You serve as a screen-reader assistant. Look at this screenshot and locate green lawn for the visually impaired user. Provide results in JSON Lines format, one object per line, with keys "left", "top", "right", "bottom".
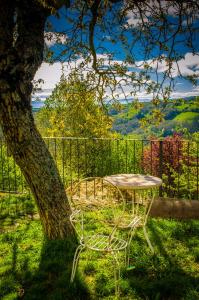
{"left": 1, "top": 195, "right": 199, "bottom": 299}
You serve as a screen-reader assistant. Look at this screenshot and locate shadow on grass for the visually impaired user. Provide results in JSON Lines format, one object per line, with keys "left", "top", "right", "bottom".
{"left": 0, "top": 203, "right": 90, "bottom": 300}
{"left": 1, "top": 233, "right": 90, "bottom": 300}
{"left": 124, "top": 220, "right": 199, "bottom": 300}
{"left": 23, "top": 237, "right": 90, "bottom": 300}
{"left": 1, "top": 198, "right": 199, "bottom": 300}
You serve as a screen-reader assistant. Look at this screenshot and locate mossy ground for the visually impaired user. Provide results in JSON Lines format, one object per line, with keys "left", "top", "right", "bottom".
{"left": 1, "top": 194, "right": 199, "bottom": 300}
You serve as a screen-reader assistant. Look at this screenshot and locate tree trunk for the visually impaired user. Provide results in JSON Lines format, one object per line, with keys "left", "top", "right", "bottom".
{"left": 0, "top": 0, "right": 75, "bottom": 239}
{"left": 0, "top": 87, "right": 75, "bottom": 239}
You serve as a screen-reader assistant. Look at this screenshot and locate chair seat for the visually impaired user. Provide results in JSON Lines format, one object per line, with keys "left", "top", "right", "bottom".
{"left": 81, "top": 234, "right": 128, "bottom": 252}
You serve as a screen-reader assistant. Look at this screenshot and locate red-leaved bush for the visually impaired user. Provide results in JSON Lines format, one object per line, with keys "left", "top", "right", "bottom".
{"left": 142, "top": 133, "right": 185, "bottom": 196}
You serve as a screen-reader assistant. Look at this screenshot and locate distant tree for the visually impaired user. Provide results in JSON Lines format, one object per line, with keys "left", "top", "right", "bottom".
{"left": 36, "top": 71, "right": 113, "bottom": 138}
{"left": 35, "top": 71, "right": 116, "bottom": 180}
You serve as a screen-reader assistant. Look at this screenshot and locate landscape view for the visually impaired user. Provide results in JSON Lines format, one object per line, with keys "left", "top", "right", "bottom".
{"left": 1, "top": 1, "right": 199, "bottom": 299}
{"left": 33, "top": 96, "right": 199, "bottom": 138}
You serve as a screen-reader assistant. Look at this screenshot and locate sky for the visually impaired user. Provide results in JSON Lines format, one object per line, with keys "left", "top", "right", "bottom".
{"left": 33, "top": 2, "right": 199, "bottom": 102}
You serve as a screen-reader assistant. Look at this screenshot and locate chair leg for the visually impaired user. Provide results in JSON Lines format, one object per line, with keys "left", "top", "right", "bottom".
{"left": 112, "top": 252, "right": 120, "bottom": 299}
{"left": 126, "top": 227, "right": 136, "bottom": 268}
{"left": 143, "top": 226, "right": 154, "bottom": 254}
{"left": 126, "top": 245, "right": 131, "bottom": 268}
{"left": 70, "top": 244, "right": 84, "bottom": 283}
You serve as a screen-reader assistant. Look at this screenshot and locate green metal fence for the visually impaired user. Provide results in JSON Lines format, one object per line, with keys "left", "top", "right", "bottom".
{"left": 0, "top": 137, "right": 198, "bottom": 217}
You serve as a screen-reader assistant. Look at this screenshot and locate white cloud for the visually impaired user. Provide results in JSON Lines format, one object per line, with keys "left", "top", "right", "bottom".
{"left": 125, "top": 1, "right": 197, "bottom": 31}
{"left": 172, "top": 53, "right": 199, "bottom": 77}
{"left": 34, "top": 62, "right": 64, "bottom": 90}
{"left": 126, "top": 10, "right": 148, "bottom": 27}
{"left": 44, "top": 31, "right": 68, "bottom": 47}
{"left": 107, "top": 88, "right": 199, "bottom": 102}
{"left": 33, "top": 53, "right": 199, "bottom": 101}
{"left": 125, "top": 1, "right": 175, "bottom": 27}
{"left": 137, "top": 53, "right": 199, "bottom": 78}
{"left": 33, "top": 54, "right": 125, "bottom": 91}
{"left": 170, "top": 89, "right": 199, "bottom": 99}
{"left": 32, "top": 89, "right": 53, "bottom": 101}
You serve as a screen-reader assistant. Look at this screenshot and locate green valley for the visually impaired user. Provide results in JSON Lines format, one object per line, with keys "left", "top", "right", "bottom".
{"left": 110, "top": 97, "right": 199, "bottom": 137}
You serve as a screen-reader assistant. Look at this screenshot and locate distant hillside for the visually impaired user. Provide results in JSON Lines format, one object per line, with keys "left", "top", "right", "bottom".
{"left": 174, "top": 112, "right": 199, "bottom": 122}
{"left": 110, "top": 97, "right": 199, "bottom": 137}
{"left": 32, "top": 100, "right": 45, "bottom": 112}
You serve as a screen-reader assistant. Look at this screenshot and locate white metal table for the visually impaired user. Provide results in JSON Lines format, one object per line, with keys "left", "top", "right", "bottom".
{"left": 104, "top": 174, "right": 162, "bottom": 255}
{"left": 104, "top": 174, "right": 162, "bottom": 191}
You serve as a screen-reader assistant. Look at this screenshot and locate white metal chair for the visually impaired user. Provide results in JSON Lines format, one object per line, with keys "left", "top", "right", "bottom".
{"left": 68, "top": 177, "right": 129, "bottom": 297}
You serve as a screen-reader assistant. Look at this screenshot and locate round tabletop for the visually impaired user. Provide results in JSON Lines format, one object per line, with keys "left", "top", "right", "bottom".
{"left": 104, "top": 174, "right": 162, "bottom": 190}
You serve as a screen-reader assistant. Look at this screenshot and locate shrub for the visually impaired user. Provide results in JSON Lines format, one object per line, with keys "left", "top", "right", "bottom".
{"left": 142, "top": 133, "right": 198, "bottom": 199}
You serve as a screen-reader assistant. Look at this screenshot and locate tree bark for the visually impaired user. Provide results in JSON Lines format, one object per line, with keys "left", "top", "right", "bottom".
{"left": 1, "top": 92, "right": 74, "bottom": 239}
{"left": 0, "top": 0, "right": 75, "bottom": 239}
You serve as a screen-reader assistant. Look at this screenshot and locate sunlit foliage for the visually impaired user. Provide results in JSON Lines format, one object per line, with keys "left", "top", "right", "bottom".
{"left": 36, "top": 70, "right": 114, "bottom": 137}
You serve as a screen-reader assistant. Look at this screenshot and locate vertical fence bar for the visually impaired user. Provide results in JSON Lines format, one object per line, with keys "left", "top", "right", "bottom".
{"left": 19, "top": 168, "right": 23, "bottom": 193}
{"left": 133, "top": 140, "right": 136, "bottom": 173}
{"left": 177, "top": 140, "right": 180, "bottom": 199}
{"left": 84, "top": 139, "right": 88, "bottom": 177}
{"left": 168, "top": 140, "right": 172, "bottom": 198}
{"left": 14, "top": 158, "right": 17, "bottom": 192}
{"left": 159, "top": 140, "right": 163, "bottom": 197}
{"left": 141, "top": 140, "right": 144, "bottom": 174}
{"left": 62, "top": 138, "right": 65, "bottom": 186}
{"left": 109, "top": 139, "right": 112, "bottom": 175}
{"left": 77, "top": 139, "right": 80, "bottom": 181}
{"left": 91, "top": 138, "right": 94, "bottom": 176}
{"left": 197, "top": 141, "right": 199, "bottom": 201}
{"left": 7, "top": 145, "right": 11, "bottom": 196}
{"left": 125, "top": 140, "right": 128, "bottom": 173}
{"left": 187, "top": 141, "right": 190, "bottom": 199}
{"left": 1, "top": 139, "right": 4, "bottom": 190}
{"left": 54, "top": 138, "right": 57, "bottom": 163}
{"left": 150, "top": 140, "right": 153, "bottom": 175}
{"left": 69, "top": 139, "right": 72, "bottom": 191}
{"left": 117, "top": 139, "right": 120, "bottom": 173}
{"left": 101, "top": 139, "right": 104, "bottom": 176}
{"left": 101, "top": 139, "right": 103, "bottom": 176}
{"left": 47, "top": 137, "right": 50, "bottom": 150}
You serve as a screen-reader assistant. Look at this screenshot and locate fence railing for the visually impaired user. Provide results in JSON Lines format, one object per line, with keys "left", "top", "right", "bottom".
{"left": 0, "top": 137, "right": 198, "bottom": 216}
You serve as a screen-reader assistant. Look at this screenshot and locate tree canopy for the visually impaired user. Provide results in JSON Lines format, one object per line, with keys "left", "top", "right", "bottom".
{"left": 36, "top": 71, "right": 113, "bottom": 137}
{"left": 43, "top": 1, "right": 199, "bottom": 100}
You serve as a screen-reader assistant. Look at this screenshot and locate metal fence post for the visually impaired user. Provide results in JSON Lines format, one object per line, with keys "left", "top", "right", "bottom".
{"left": 159, "top": 140, "right": 163, "bottom": 197}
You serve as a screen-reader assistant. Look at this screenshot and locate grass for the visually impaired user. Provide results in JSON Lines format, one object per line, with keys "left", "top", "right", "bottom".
{"left": 174, "top": 112, "right": 199, "bottom": 122}
{"left": 1, "top": 194, "right": 199, "bottom": 299}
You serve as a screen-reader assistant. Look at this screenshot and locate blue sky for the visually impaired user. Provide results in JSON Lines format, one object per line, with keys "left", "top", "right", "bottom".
{"left": 33, "top": 3, "right": 199, "bottom": 102}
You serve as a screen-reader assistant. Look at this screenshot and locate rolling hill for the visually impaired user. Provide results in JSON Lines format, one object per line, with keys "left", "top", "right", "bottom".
{"left": 110, "top": 97, "right": 199, "bottom": 137}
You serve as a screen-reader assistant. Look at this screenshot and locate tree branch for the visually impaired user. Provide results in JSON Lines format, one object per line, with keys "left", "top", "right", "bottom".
{"left": 89, "top": 0, "right": 102, "bottom": 73}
